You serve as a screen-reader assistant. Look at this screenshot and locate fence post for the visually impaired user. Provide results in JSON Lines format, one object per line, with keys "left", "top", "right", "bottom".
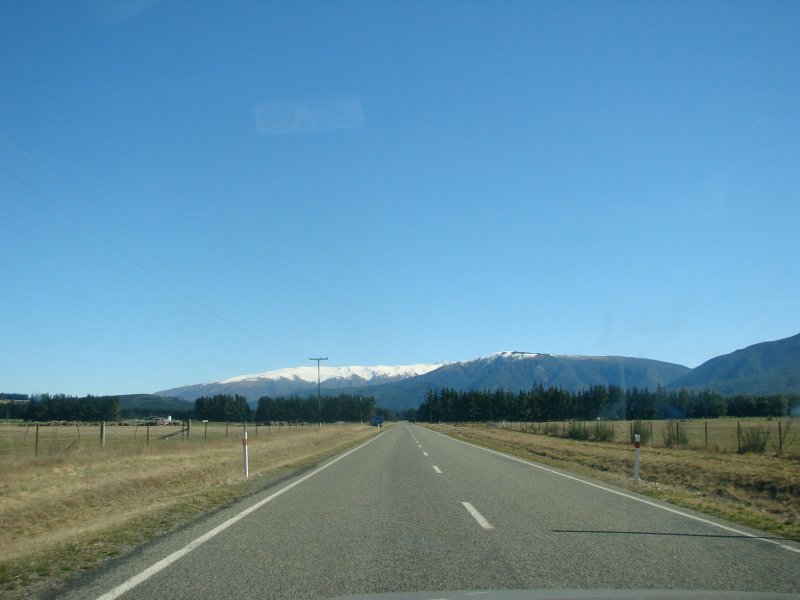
{"left": 704, "top": 421, "right": 708, "bottom": 449}
{"left": 242, "top": 423, "right": 249, "bottom": 478}
{"left": 146, "top": 424, "right": 150, "bottom": 446}
{"left": 633, "top": 433, "right": 640, "bottom": 483}
{"left": 35, "top": 423, "right": 40, "bottom": 457}
{"left": 737, "top": 421, "right": 741, "bottom": 453}
{"left": 778, "top": 421, "right": 783, "bottom": 457}
{"left": 187, "top": 419, "right": 192, "bottom": 439}
{"left": 76, "top": 422, "right": 81, "bottom": 440}
{"left": 226, "top": 422, "right": 229, "bottom": 438}
{"left": 204, "top": 420, "right": 208, "bottom": 440}
{"left": 100, "top": 421, "right": 106, "bottom": 448}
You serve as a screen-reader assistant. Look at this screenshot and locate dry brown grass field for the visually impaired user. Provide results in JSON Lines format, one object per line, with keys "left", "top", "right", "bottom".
{"left": 498, "top": 417, "right": 800, "bottom": 456}
{"left": 427, "top": 421, "right": 800, "bottom": 544}
{"left": 0, "top": 421, "right": 379, "bottom": 593}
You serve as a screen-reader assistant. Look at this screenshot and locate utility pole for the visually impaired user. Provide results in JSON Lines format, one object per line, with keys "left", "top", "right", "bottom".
{"left": 309, "top": 356, "right": 328, "bottom": 428}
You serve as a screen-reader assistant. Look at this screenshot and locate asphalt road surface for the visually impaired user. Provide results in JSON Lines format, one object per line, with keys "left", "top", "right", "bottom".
{"left": 60, "top": 423, "right": 800, "bottom": 599}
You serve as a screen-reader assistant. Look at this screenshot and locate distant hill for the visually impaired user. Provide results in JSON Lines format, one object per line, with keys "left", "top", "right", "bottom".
{"left": 667, "top": 332, "right": 800, "bottom": 395}
{"left": 353, "top": 351, "right": 690, "bottom": 410}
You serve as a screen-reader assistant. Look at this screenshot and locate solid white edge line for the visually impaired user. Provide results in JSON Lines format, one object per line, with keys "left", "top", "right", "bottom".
{"left": 428, "top": 428, "right": 800, "bottom": 555}
{"left": 94, "top": 431, "right": 387, "bottom": 600}
{"left": 462, "top": 501, "right": 494, "bottom": 529}
{"left": 432, "top": 465, "right": 442, "bottom": 473}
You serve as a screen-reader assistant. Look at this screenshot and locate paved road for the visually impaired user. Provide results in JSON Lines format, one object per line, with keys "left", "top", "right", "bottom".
{"left": 61, "top": 423, "right": 800, "bottom": 599}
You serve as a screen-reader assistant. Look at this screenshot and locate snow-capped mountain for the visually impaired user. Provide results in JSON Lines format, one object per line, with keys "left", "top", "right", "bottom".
{"left": 155, "top": 350, "right": 691, "bottom": 407}
{"left": 152, "top": 335, "right": 800, "bottom": 409}
{"left": 473, "top": 351, "right": 540, "bottom": 361}
{"left": 156, "top": 361, "right": 445, "bottom": 402}
{"left": 349, "top": 352, "right": 692, "bottom": 410}
{"left": 216, "top": 363, "right": 444, "bottom": 386}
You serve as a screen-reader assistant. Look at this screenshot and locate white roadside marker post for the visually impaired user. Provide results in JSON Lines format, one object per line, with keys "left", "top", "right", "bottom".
{"left": 242, "top": 424, "right": 249, "bottom": 479}
{"left": 633, "top": 433, "right": 640, "bottom": 483}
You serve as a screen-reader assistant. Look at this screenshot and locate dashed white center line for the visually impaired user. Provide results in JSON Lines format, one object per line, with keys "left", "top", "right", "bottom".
{"left": 432, "top": 465, "right": 442, "bottom": 474}
{"left": 423, "top": 451, "right": 428, "bottom": 456}
{"left": 462, "top": 502, "right": 494, "bottom": 530}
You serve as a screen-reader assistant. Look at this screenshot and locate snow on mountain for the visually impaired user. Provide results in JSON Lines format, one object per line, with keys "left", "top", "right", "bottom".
{"left": 477, "top": 351, "right": 540, "bottom": 361}
{"left": 209, "top": 354, "right": 539, "bottom": 386}
{"left": 155, "top": 350, "right": 692, "bottom": 404}
{"left": 214, "top": 363, "right": 445, "bottom": 385}
{"left": 158, "top": 360, "right": 448, "bottom": 402}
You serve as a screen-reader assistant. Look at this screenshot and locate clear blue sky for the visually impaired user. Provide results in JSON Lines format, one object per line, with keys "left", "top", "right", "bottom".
{"left": 2, "top": 1, "right": 798, "bottom": 396}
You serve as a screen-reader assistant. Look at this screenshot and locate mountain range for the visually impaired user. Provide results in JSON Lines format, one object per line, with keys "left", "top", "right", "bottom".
{"left": 666, "top": 332, "right": 800, "bottom": 396}
{"left": 157, "top": 362, "right": 443, "bottom": 405}
{"left": 155, "top": 333, "right": 800, "bottom": 411}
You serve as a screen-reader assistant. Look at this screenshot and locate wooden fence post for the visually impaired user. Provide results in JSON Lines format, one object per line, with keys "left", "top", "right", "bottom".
{"left": 35, "top": 423, "right": 39, "bottom": 457}
{"left": 737, "top": 421, "right": 741, "bottom": 453}
{"left": 100, "top": 421, "right": 106, "bottom": 448}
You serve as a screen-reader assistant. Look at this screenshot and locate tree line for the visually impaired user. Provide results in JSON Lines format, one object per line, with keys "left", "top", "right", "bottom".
{"left": 414, "top": 385, "right": 799, "bottom": 423}
{"left": 20, "top": 394, "right": 121, "bottom": 421}
{"left": 9, "top": 386, "right": 796, "bottom": 424}
{"left": 193, "top": 393, "right": 378, "bottom": 423}
{"left": 4, "top": 392, "right": 382, "bottom": 423}
{"left": 254, "top": 393, "right": 377, "bottom": 423}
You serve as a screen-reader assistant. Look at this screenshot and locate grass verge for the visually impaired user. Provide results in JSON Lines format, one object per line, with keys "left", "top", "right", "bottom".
{"left": 0, "top": 423, "right": 380, "bottom": 596}
{"left": 426, "top": 423, "right": 800, "bottom": 543}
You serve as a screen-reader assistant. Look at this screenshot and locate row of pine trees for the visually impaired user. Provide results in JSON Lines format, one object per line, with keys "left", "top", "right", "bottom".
{"left": 414, "top": 385, "right": 797, "bottom": 423}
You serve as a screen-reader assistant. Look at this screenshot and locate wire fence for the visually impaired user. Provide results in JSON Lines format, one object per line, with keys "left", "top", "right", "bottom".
{"left": 490, "top": 418, "right": 800, "bottom": 457}
{"left": 0, "top": 420, "right": 327, "bottom": 459}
